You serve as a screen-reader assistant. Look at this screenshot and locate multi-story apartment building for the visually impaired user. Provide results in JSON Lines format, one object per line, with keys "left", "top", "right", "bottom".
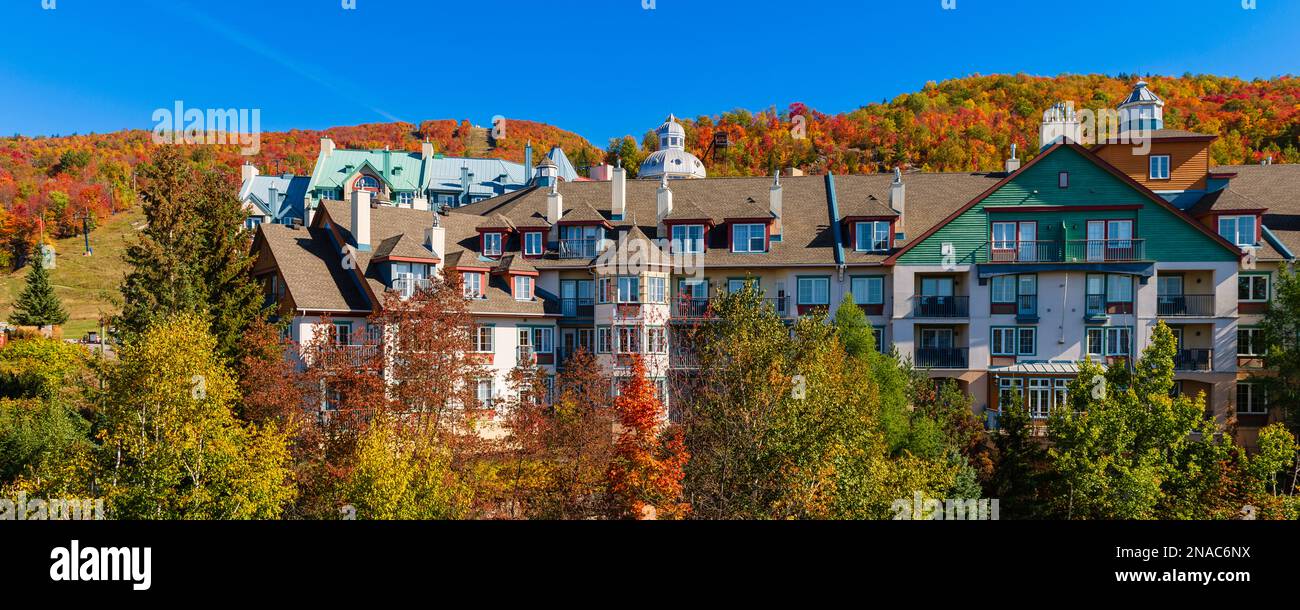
{"left": 240, "top": 137, "right": 580, "bottom": 228}
{"left": 249, "top": 85, "right": 1298, "bottom": 446}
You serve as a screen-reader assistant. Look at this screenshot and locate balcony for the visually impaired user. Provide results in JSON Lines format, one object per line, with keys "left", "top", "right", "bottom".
{"left": 1017, "top": 294, "right": 1038, "bottom": 321}
{"left": 1157, "top": 294, "right": 1215, "bottom": 317}
{"left": 517, "top": 346, "right": 536, "bottom": 364}
{"left": 913, "top": 295, "right": 970, "bottom": 318}
{"left": 1174, "top": 348, "right": 1213, "bottom": 372}
{"left": 1085, "top": 294, "right": 1107, "bottom": 319}
{"left": 673, "top": 297, "right": 711, "bottom": 319}
{"left": 915, "top": 347, "right": 968, "bottom": 369}
{"left": 560, "top": 298, "right": 595, "bottom": 318}
{"left": 392, "top": 277, "right": 432, "bottom": 298}
{"left": 559, "top": 238, "right": 600, "bottom": 259}
{"left": 985, "top": 239, "right": 1146, "bottom": 263}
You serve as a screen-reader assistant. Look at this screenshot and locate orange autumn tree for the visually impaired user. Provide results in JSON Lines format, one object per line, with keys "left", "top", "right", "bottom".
{"left": 605, "top": 355, "right": 690, "bottom": 520}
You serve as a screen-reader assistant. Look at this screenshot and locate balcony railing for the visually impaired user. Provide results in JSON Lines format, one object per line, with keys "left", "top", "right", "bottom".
{"left": 1174, "top": 348, "right": 1213, "bottom": 371}
{"left": 392, "top": 277, "right": 432, "bottom": 298}
{"left": 916, "top": 347, "right": 968, "bottom": 369}
{"left": 560, "top": 298, "right": 595, "bottom": 318}
{"left": 673, "top": 297, "right": 711, "bottom": 319}
{"left": 1017, "top": 294, "right": 1038, "bottom": 317}
{"left": 988, "top": 241, "right": 1061, "bottom": 263}
{"left": 764, "top": 295, "right": 791, "bottom": 317}
{"left": 1157, "top": 294, "right": 1215, "bottom": 317}
{"left": 1064, "top": 239, "right": 1145, "bottom": 262}
{"left": 913, "top": 295, "right": 970, "bottom": 318}
{"left": 559, "top": 238, "right": 600, "bottom": 259}
{"left": 985, "top": 239, "right": 1146, "bottom": 263}
{"left": 1085, "top": 294, "right": 1107, "bottom": 317}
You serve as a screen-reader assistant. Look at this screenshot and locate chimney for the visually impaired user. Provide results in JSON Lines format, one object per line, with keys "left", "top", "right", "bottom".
{"left": 421, "top": 141, "right": 434, "bottom": 160}
{"left": 1005, "top": 143, "right": 1021, "bottom": 173}
{"left": 320, "top": 137, "right": 335, "bottom": 158}
{"left": 459, "top": 166, "right": 473, "bottom": 206}
{"left": 425, "top": 214, "right": 446, "bottom": 271}
{"left": 524, "top": 141, "right": 533, "bottom": 184}
{"left": 890, "top": 168, "right": 906, "bottom": 240}
{"left": 546, "top": 182, "right": 564, "bottom": 242}
{"left": 769, "top": 172, "right": 783, "bottom": 241}
{"left": 611, "top": 160, "right": 627, "bottom": 220}
{"left": 241, "top": 162, "right": 258, "bottom": 184}
{"left": 656, "top": 175, "right": 673, "bottom": 236}
{"left": 267, "top": 186, "right": 280, "bottom": 221}
{"left": 351, "top": 189, "right": 372, "bottom": 252}
{"left": 1039, "top": 102, "right": 1081, "bottom": 150}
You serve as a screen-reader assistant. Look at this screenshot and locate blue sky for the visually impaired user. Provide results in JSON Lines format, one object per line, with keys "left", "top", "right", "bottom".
{"left": 0, "top": 0, "right": 1296, "bottom": 146}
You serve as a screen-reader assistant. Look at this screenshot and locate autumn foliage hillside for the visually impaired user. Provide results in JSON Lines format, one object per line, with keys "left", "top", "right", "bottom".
{"left": 611, "top": 73, "right": 1299, "bottom": 178}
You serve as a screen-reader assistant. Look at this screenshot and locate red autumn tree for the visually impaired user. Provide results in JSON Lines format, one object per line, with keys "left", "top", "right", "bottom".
{"left": 605, "top": 355, "right": 690, "bottom": 520}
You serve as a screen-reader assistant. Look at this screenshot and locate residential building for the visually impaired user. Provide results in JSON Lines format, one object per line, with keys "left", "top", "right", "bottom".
{"left": 249, "top": 92, "right": 1297, "bottom": 446}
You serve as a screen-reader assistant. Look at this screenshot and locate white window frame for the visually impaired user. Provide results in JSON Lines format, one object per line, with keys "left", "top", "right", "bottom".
{"left": 617, "top": 276, "right": 640, "bottom": 303}
{"left": 1239, "top": 274, "right": 1269, "bottom": 302}
{"left": 462, "top": 272, "right": 482, "bottom": 298}
{"left": 854, "top": 221, "right": 890, "bottom": 252}
{"left": 596, "top": 327, "right": 611, "bottom": 354}
{"left": 1219, "top": 215, "right": 1257, "bottom": 247}
{"left": 1104, "top": 327, "right": 1132, "bottom": 356}
{"left": 523, "top": 231, "right": 544, "bottom": 256}
{"left": 671, "top": 224, "right": 705, "bottom": 254}
{"left": 483, "top": 232, "right": 503, "bottom": 256}
{"left": 648, "top": 276, "right": 667, "bottom": 303}
{"left": 514, "top": 275, "right": 534, "bottom": 301}
{"left": 646, "top": 326, "right": 667, "bottom": 354}
{"left": 1238, "top": 327, "right": 1264, "bottom": 357}
{"left": 732, "top": 223, "right": 766, "bottom": 253}
{"left": 531, "top": 327, "right": 554, "bottom": 354}
{"left": 1149, "top": 155, "right": 1171, "bottom": 180}
{"left": 474, "top": 326, "right": 494, "bottom": 353}
{"left": 1237, "top": 383, "right": 1268, "bottom": 414}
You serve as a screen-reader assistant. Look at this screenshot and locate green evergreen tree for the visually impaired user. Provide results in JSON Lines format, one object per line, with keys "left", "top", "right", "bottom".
{"left": 9, "top": 247, "right": 69, "bottom": 327}
{"left": 832, "top": 293, "right": 875, "bottom": 357}
{"left": 117, "top": 147, "right": 262, "bottom": 361}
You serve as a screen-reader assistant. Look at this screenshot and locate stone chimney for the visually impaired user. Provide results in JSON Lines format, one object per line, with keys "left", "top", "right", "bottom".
{"left": 611, "top": 161, "right": 627, "bottom": 220}
{"left": 1005, "top": 143, "right": 1021, "bottom": 173}
{"left": 321, "top": 137, "right": 335, "bottom": 158}
{"left": 241, "top": 162, "right": 258, "bottom": 184}
{"left": 890, "top": 168, "right": 906, "bottom": 240}
{"left": 546, "top": 182, "right": 564, "bottom": 242}
{"left": 351, "top": 189, "right": 372, "bottom": 252}
{"left": 656, "top": 175, "right": 673, "bottom": 236}
{"left": 1039, "top": 102, "right": 1081, "bottom": 150}
{"left": 769, "top": 172, "right": 783, "bottom": 241}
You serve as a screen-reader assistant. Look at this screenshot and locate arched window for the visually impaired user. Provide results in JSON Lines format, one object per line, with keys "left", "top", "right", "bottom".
{"left": 354, "top": 175, "right": 380, "bottom": 193}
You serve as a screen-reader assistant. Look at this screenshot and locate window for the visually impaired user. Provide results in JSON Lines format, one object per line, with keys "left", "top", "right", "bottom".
{"left": 1086, "top": 274, "right": 1106, "bottom": 316}
{"left": 1237, "top": 383, "right": 1268, "bottom": 414}
{"left": 1107, "top": 274, "right": 1133, "bottom": 303}
{"left": 679, "top": 278, "right": 707, "bottom": 301}
{"left": 332, "top": 321, "right": 352, "bottom": 346}
{"left": 462, "top": 272, "right": 483, "bottom": 298}
{"left": 245, "top": 217, "right": 264, "bottom": 230}
{"left": 531, "top": 327, "right": 554, "bottom": 353}
{"left": 523, "top": 232, "right": 543, "bottom": 256}
{"left": 395, "top": 192, "right": 414, "bottom": 204}
{"left": 991, "top": 276, "right": 1017, "bottom": 304}
{"left": 872, "top": 327, "right": 887, "bottom": 353}
{"left": 727, "top": 278, "right": 751, "bottom": 294}
{"left": 355, "top": 175, "right": 380, "bottom": 192}
{"left": 617, "top": 277, "right": 639, "bottom": 303}
{"left": 1238, "top": 327, "right": 1264, "bottom": 356}
{"left": 797, "top": 277, "right": 830, "bottom": 305}
{"left": 850, "top": 276, "right": 884, "bottom": 305}
{"left": 1058, "top": 172, "right": 1069, "bottom": 188}
{"left": 855, "top": 221, "right": 890, "bottom": 252}
{"left": 1149, "top": 155, "right": 1171, "bottom": 180}
{"left": 616, "top": 326, "right": 640, "bottom": 354}
{"left": 1027, "top": 378, "right": 1052, "bottom": 419}
{"left": 483, "top": 232, "right": 503, "bottom": 256}
{"left": 646, "top": 327, "right": 667, "bottom": 354}
{"left": 514, "top": 275, "right": 533, "bottom": 301}
{"left": 732, "top": 223, "right": 766, "bottom": 253}
{"left": 1239, "top": 274, "right": 1269, "bottom": 302}
{"left": 598, "top": 278, "right": 610, "bottom": 304}
{"left": 991, "top": 222, "right": 1017, "bottom": 250}
{"left": 647, "top": 277, "right": 667, "bottom": 303}
{"left": 997, "top": 377, "right": 1023, "bottom": 408}
{"left": 596, "top": 327, "right": 611, "bottom": 353}
{"left": 671, "top": 224, "right": 705, "bottom": 254}
{"left": 1219, "top": 215, "right": 1257, "bottom": 247}
{"left": 436, "top": 193, "right": 456, "bottom": 206}
{"left": 1086, "top": 328, "right": 1104, "bottom": 357}
{"left": 992, "top": 327, "right": 1035, "bottom": 356}
{"left": 1053, "top": 379, "right": 1068, "bottom": 411}
{"left": 476, "top": 379, "right": 494, "bottom": 409}
{"left": 474, "top": 326, "right": 494, "bottom": 353}
{"left": 1105, "top": 327, "right": 1132, "bottom": 356}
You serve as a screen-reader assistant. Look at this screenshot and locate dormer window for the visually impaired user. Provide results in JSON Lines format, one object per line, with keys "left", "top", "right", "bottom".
{"left": 483, "top": 233, "right": 503, "bottom": 256}
{"left": 523, "top": 231, "right": 544, "bottom": 256}
{"left": 855, "top": 221, "right": 891, "bottom": 252}
{"left": 1149, "top": 155, "right": 1171, "bottom": 180}
{"left": 732, "top": 223, "right": 766, "bottom": 253}
{"left": 355, "top": 175, "right": 380, "bottom": 193}
{"left": 514, "top": 275, "right": 534, "bottom": 301}
{"left": 1218, "top": 215, "right": 1257, "bottom": 247}
{"left": 671, "top": 224, "right": 705, "bottom": 254}
{"left": 463, "top": 272, "right": 484, "bottom": 298}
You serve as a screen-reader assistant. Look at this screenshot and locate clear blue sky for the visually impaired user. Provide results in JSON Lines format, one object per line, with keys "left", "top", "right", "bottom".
{"left": 1, "top": 0, "right": 1296, "bottom": 146}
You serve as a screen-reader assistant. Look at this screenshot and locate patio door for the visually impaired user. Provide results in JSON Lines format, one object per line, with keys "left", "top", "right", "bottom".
{"left": 561, "top": 280, "right": 578, "bottom": 316}
{"left": 920, "top": 328, "right": 954, "bottom": 349}
{"left": 1086, "top": 221, "right": 1106, "bottom": 261}
{"left": 1017, "top": 222, "right": 1037, "bottom": 262}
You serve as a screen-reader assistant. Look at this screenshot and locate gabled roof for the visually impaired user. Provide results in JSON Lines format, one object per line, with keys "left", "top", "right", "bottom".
{"left": 883, "top": 142, "right": 1244, "bottom": 264}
